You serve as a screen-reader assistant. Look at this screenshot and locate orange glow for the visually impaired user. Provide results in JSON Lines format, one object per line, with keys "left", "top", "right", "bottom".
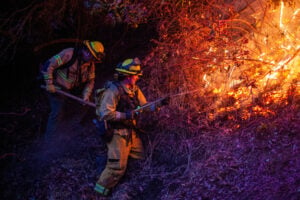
{"left": 204, "top": 1, "right": 300, "bottom": 122}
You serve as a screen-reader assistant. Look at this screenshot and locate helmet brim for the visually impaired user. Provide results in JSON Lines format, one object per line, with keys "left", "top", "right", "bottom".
{"left": 116, "top": 68, "right": 143, "bottom": 76}
{"left": 83, "top": 40, "right": 104, "bottom": 61}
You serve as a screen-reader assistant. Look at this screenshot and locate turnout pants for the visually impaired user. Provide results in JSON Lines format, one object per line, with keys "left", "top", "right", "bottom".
{"left": 95, "top": 130, "right": 144, "bottom": 195}
{"left": 44, "top": 93, "right": 65, "bottom": 140}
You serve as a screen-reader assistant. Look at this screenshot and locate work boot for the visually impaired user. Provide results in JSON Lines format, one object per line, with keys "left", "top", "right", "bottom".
{"left": 94, "top": 183, "right": 110, "bottom": 196}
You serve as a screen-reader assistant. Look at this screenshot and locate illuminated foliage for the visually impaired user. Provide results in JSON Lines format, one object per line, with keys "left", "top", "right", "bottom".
{"left": 142, "top": 0, "right": 300, "bottom": 132}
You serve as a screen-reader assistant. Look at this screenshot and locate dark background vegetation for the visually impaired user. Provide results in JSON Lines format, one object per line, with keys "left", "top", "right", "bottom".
{"left": 0, "top": 0, "right": 299, "bottom": 199}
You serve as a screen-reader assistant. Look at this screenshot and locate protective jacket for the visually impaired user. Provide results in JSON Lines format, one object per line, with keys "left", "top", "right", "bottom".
{"left": 42, "top": 48, "right": 95, "bottom": 99}
{"left": 97, "top": 81, "right": 147, "bottom": 135}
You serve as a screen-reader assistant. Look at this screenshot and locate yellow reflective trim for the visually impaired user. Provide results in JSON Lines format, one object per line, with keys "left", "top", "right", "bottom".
{"left": 43, "top": 74, "right": 51, "bottom": 79}
{"left": 57, "top": 70, "right": 74, "bottom": 83}
{"left": 94, "top": 183, "right": 109, "bottom": 195}
{"left": 122, "top": 59, "right": 133, "bottom": 66}
{"left": 54, "top": 55, "right": 63, "bottom": 66}
{"left": 115, "top": 68, "right": 137, "bottom": 75}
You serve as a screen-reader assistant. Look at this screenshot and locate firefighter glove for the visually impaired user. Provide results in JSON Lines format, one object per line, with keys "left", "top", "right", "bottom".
{"left": 46, "top": 84, "right": 56, "bottom": 93}
{"left": 125, "top": 111, "right": 137, "bottom": 120}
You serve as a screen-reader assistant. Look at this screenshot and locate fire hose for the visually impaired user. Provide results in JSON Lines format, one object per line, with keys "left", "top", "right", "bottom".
{"left": 133, "top": 88, "right": 200, "bottom": 112}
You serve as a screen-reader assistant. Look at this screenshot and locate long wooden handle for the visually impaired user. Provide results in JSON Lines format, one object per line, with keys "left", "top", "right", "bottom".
{"left": 40, "top": 85, "right": 96, "bottom": 108}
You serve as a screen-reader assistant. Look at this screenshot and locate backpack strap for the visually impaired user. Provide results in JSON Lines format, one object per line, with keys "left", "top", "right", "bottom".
{"left": 111, "top": 81, "right": 124, "bottom": 97}
{"left": 112, "top": 81, "right": 139, "bottom": 112}
{"left": 64, "top": 46, "right": 81, "bottom": 79}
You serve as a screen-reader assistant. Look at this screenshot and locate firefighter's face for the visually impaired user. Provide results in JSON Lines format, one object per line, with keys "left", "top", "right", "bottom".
{"left": 128, "top": 75, "right": 139, "bottom": 86}
{"left": 82, "top": 49, "right": 94, "bottom": 62}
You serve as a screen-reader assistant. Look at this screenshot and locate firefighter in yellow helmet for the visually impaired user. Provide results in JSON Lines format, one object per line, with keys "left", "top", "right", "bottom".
{"left": 41, "top": 40, "right": 105, "bottom": 139}
{"left": 94, "top": 57, "right": 169, "bottom": 196}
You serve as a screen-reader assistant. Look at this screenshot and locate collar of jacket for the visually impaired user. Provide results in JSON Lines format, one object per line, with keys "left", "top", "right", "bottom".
{"left": 120, "top": 82, "right": 138, "bottom": 96}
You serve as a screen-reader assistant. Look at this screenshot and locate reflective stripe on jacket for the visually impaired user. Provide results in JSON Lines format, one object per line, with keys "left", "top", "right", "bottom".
{"left": 42, "top": 48, "right": 95, "bottom": 98}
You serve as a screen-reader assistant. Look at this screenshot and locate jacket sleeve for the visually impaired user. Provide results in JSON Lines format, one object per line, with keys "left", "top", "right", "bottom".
{"left": 82, "top": 62, "right": 95, "bottom": 99}
{"left": 136, "top": 87, "right": 161, "bottom": 112}
{"left": 137, "top": 88, "right": 147, "bottom": 106}
{"left": 98, "top": 84, "right": 127, "bottom": 121}
{"left": 41, "top": 48, "right": 73, "bottom": 85}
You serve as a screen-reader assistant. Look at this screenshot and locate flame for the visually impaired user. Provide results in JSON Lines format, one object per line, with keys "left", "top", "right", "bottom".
{"left": 206, "top": 0, "right": 300, "bottom": 122}
{"left": 279, "top": 1, "right": 284, "bottom": 30}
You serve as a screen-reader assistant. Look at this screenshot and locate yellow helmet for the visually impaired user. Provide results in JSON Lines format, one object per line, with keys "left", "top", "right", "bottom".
{"left": 83, "top": 40, "right": 105, "bottom": 61}
{"left": 115, "top": 57, "right": 142, "bottom": 76}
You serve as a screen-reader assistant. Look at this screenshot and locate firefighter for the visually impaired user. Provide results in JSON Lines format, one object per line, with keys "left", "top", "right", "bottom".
{"left": 41, "top": 40, "right": 105, "bottom": 139}
{"left": 94, "top": 57, "right": 169, "bottom": 196}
